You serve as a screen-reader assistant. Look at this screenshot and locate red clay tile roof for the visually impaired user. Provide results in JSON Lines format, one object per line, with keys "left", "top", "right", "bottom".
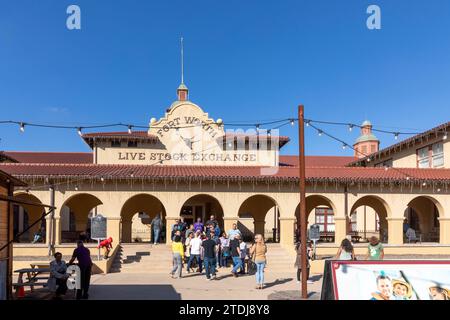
{"left": 3, "top": 151, "right": 93, "bottom": 164}
{"left": 0, "top": 163, "right": 449, "bottom": 184}
{"left": 349, "top": 121, "right": 450, "bottom": 166}
{"left": 279, "top": 155, "right": 357, "bottom": 167}
{"left": 0, "top": 169, "right": 27, "bottom": 186}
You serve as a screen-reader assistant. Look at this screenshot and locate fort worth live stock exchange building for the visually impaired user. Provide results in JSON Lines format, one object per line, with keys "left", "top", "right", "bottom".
{"left": 1, "top": 81, "right": 450, "bottom": 285}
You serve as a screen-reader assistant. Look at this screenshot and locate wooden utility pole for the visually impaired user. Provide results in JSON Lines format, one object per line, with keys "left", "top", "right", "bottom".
{"left": 298, "top": 105, "right": 307, "bottom": 298}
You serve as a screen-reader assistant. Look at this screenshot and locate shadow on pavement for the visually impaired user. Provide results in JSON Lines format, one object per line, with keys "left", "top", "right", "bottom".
{"left": 90, "top": 284, "right": 181, "bottom": 300}
{"left": 263, "top": 278, "right": 293, "bottom": 289}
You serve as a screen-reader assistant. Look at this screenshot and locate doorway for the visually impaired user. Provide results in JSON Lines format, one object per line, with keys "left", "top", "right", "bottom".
{"left": 180, "top": 205, "right": 204, "bottom": 226}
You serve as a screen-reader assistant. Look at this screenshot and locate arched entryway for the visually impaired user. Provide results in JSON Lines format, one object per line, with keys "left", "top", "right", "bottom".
{"left": 60, "top": 193, "right": 103, "bottom": 243}
{"left": 349, "top": 196, "right": 390, "bottom": 243}
{"left": 404, "top": 196, "right": 442, "bottom": 243}
{"left": 12, "top": 193, "right": 46, "bottom": 243}
{"left": 120, "top": 194, "right": 166, "bottom": 243}
{"left": 238, "top": 195, "right": 278, "bottom": 242}
{"left": 180, "top": 194, "right": 224, "bottom": 230}
{"left": 295, "top": 195, "right": 337, "bottom": 243}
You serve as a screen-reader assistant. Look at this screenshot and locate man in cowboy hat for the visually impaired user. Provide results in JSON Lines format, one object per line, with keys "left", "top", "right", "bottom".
{"left": 392, "top": 279, "right": 413, "bottom": 300}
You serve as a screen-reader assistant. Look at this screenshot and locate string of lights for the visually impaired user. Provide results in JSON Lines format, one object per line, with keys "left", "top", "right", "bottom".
{"left": 306, "top": 121, "right": 434, "bottom": 184}
{"left": 2, "top": 117, "right": 445, "bottom": 141}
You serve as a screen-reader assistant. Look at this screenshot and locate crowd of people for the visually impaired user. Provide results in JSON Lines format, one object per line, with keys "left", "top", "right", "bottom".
{"left": 169, "top": 215, "right": 268, "bottom": 289}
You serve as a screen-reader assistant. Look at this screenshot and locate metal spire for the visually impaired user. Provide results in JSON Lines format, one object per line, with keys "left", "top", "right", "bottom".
{"left": 181, "top": 37, "right": 184, "bottom": 84}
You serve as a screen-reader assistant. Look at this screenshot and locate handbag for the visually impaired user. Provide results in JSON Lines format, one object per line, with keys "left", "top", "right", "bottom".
{"left": 247, "top": 260, "right": 257, "bottom": 275}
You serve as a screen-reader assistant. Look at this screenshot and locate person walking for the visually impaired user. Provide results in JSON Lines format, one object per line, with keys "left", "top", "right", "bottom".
{"left": 68, "top": 240, "right": 93, "bottom": 299}
{"left": 202, "top": 233, "right": 218, "bottom": 280}
{"left": 205, "top": 215, "right": 218, "bottom": 236}
{"left": 219, "top": 232, "right": 230, "bottom": 268}
{"left": 185, "top": 232, "right": 193, "bottom": 264}
{"left": 239, "top": 237, "right": 248, "bottom": 274}
{"left": 230, "top": 234, "right": 243, "bottom": 277}
{"left": 335, "top": 238, "right": 356, "bottom": 260}
{"left": 151, "top": 214, "right": 163, "bottom": 245}
{"left": 295, "top": 241, "right": 313, "bottom": 284}
{"left": 186, "top": 231, "right": 202, "bottom": 273}
{"left": 170, "top": 235, "right": 184, "bottom": 278}
{"left": 250, "top": 234, "right": 267, "bottom": 289}
{"left": 366, "top": 236, "right": 384, "bottom": 260}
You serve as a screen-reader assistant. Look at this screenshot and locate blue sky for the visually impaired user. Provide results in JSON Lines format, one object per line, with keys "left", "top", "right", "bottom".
{"left": 0, "top": 0, "right": 449, "bottom": 156}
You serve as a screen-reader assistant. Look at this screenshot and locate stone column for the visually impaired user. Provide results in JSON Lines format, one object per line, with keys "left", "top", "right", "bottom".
{"left": 223, "top": 217, "right": 239, "bottom": 234}
{"left": 279, "top": 217, "right": 295, "bottom": 248}
{"left": 438, "top": 218, "right": 450, "bottom": 244}
{"left": 121, "top": 220, "right": 132, "bottom": 243}
{"left": 334, "top": 217, "right": 347, "bottom": 245}
{"left": 106, "top": 217, "right": 121, "bottom": 245}
{"left": 387, "top": 217, "right": 404, "bottom": 245}
{"left": 254, "top": 220, "right": 266, "bottom": 237}
{"left": 54, "top": 217, "right": 61, "bottom": 245}
{"left": 165, "top": 216, "right": 178, "bottom": 244}
{"left": 45, "top": 216, "right": 52, "bottom": 246}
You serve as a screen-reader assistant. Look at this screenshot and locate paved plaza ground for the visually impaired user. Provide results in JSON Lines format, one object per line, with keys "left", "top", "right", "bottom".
{"left": 87, "top": 270, "right": 322, "bottom": 300}
{"left": 20, "top": 269, "right": 322, "bottom": 300}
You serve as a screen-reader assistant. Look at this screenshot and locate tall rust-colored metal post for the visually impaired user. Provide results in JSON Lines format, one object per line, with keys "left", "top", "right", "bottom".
{"left": 298, "top": 105, "right": 307, "bottom": 298}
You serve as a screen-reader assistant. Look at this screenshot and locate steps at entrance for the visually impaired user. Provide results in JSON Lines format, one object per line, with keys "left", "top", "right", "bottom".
{"left": 110, "top": 243, "right": 296, "bottom": 274}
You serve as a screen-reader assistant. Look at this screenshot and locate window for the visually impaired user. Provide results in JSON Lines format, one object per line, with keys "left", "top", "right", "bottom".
{"left": 375, "top": 159, "right": 393, "bottom": 168}
{"left": 111, "top": 141, "right": 121, "bottom": 147}
{"left": 350, "top": 212, "right": 357, "bottom": 232}
{"left": 417, "top": 142, "right": 444, "bottom": 168}
{"left": 314, "top": 207, "right": 335, "bottom": 233}
{"left": 128, "top": 141, "right": 138, "bottom": 148}
{"left": 432, "top": 142, "right": 444, "bottom": 167}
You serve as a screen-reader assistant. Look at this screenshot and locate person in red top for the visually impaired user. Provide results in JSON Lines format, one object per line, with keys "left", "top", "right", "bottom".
{"left": 98, "top": 237, "right": 113, "bottom": 259}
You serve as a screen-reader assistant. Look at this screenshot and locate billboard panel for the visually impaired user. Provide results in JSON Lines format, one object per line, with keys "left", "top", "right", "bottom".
{"left": 332, "top": 261, "right": 450, "bottom": 300}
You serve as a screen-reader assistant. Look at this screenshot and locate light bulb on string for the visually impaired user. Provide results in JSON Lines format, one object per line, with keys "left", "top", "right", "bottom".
{"left": 394, "top": 132, "right": 399, "bottom": 140}
{"left": 443, "top": 131, "right": 448, "bottom": 140}
{"left": 256, "top": 124, "right": 260, "bottom": 131}
{"left": 342, "top": 143, "right": 347, "bottom": 150}
{"left": 19, "top": 122, "right": 25, "bottom": 133}
{"left": 267, "top": 129, "right": 271, "bottom": 138}
{"left": 290, "top": 119, "right": 295, "bottom": 126}
{"left": 348, "top": 124, "right": 354, "bottom": 132}
{"left": 318, "top": 130, "right": 323, "bottom": 137}
{"left": 128, "top": 125, "right": 133, "bottom": 134}
{"left": 77, "top": 127, "right": 83, "bottom": 136}
{"left": 305, "top": 120, "right": 310, "bottom": 127}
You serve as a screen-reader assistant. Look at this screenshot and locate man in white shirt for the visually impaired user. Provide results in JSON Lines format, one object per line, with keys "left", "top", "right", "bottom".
{"left": 186, "top": 232, "right": 203, "bottom": 273}
{"left": 228, "top": 223, "right": 242, "bottom": 240}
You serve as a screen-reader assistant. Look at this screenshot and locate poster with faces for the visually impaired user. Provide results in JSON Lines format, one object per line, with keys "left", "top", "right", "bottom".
{"left": 332, "top": 261, "right": 450, "bottom": 300}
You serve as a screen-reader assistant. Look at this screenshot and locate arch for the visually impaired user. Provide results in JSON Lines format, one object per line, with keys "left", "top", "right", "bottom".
{"left": 179, "top": 194, "right": 224, "bottom": 229}
{"left": 120, "top": 194, "right": 166, "bottom": 243}
{"left": 12, "top": 193, "right": 46, "bottom": 243}
{"left": 349, "top": 195, "right": 391, "bottom": 243}
{"left": 60, "top": 193, "right": 103, "bottom": 243}
{"left": 404, "top": 196, "right": 442, "bottom": 243}
{"left": 294, "top": 195, "right": 337, "bottom": 242}
{"left": 238, "top": 194, "right": 279, "bottom": 241}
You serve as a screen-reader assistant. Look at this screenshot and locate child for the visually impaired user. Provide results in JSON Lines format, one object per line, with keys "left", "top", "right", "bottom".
{"left": 98, "top": 237, "right": 113, "bottom": 259}
{"left": 392, "top": 279, "right": 412, "bottom": 300}
{"left": 366, "top": 236, "right": 384, "bottom": 260}
{"left": 295, "top": 241, "right": 313, "bottom": 284}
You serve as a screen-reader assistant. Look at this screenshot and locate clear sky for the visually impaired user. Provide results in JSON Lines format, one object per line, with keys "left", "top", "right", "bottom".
{"left": 1, "top": 0, "right": 449, "bottom": 156}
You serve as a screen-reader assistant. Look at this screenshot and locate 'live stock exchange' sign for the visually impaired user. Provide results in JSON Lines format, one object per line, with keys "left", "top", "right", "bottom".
{"left": 117, "top": 151, "right": 258, "bottom": 163}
